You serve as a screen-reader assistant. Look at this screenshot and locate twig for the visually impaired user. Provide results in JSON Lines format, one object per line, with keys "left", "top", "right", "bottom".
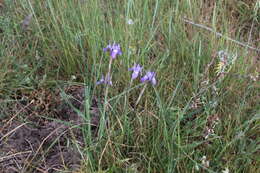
{"left": 98, "top": 138, "right": 110, "bottom": 168}
{"left": 22, "top": 125, "right": 66, "bottom": 172}
{"left": 0, "top": 123, "right": 27, "bottom": 141}
{"left": 0, "top": 151, "right": 32, "bottom": 163}
{"left": 247, "top": 20, "right": 254, "bottom": 46}
{"left": 182, "top": 18, "right": 260, "bottom": 52}
{"left": 135, "top": 84, "right": 147, "bottom": 106}
{"left": 104, "top": 57, "right": 113, "bottom": 111}
{"left": 0, "top": 100, "right": 34, "bottom": 133}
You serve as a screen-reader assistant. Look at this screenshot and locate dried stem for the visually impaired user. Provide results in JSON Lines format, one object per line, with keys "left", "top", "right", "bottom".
{"left": 182, "top": 18, "right": 260, "bottom": 52}
{"left": 104, "top": 57, "right": 113, "bottom": 111}
{"left": 135, "top": 84, "right": 147, "bottom": 106}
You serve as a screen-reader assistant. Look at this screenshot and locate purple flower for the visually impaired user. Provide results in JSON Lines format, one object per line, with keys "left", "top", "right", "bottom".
{"left": 141, "top": 71, "right": 157, "bottom": 85}
{"left": 103, "top": 42, "right": 122, "bottom": 59}
{"left": 96, "top": 74, "right": 112, "bottom": 85}
{"left": 128, "top": 64, "right": 142, "bottom": 80}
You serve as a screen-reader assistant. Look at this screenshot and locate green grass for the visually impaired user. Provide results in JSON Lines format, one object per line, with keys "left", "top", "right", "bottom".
{"left": 1, "top": 0, "right": 259, "bottom": 172}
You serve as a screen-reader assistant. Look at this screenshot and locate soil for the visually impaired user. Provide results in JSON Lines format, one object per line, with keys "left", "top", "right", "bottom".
{"left": 0, "top": 85, "right": 100, "bottom": 173}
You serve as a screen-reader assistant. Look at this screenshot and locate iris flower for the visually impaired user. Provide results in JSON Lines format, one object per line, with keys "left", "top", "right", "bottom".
{"left": 141, "top": 71, "right": 156, "bottom": 85}
{"left": 103, "top": 42, "right": 122, "bottom": 59}
{"left": 128, "top": 64, "right": 142, "bottom": 80}
{"left": 96, "top": 74, "right": 112, "bottom": 85}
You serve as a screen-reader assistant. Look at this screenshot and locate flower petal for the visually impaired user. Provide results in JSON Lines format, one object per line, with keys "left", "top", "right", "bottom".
{"left": 151, "top": 77, "right": 157, "bottom": 85}
{"left": 141, "top": 71, "right": 157, "bottom": 85}
{"left": 132, "top": 71, "right": 139, "bottom": 79}
{"left": 104, "top": 43, "right": 122, "bottom": 59}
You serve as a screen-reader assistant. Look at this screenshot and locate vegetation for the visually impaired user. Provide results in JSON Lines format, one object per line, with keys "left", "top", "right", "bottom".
{"left": 0, "top": 0, "right": 259, "bottom": 172}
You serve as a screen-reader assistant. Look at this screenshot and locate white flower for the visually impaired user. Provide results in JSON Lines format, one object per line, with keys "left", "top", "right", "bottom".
{"left": 222, "top": 167, "right": 229, "bottom": 173}
{"left": 126, "top": 18, "right": 134, "bottom": 25}
{"left": 216, "top": 50, "right": 237, "bottom": 75}
{"left": 71, "top": 75, "right": 76, "bottom": 80}
{"left": 201, "top": 156, "right": 210, "bottom": 168}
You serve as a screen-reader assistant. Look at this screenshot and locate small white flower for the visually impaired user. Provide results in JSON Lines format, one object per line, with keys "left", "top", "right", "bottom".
{"left": 222, "top": 167, "right": 229, "bottom": 173}
{"left": 71, "top": 75, "right": 76, "bottom": 80}
{"left": 201, "top": 156, "right": 210, "bottom": 168}
{"left": 204, "top": 127, "right": 215, "bottom": 139}
{"left": 126, "top": 18, "right": 134, "bottom": 25}
{"left": 249, "top": 74, "right": 258, "bottom": 82}
{"left": 216, "top": 50, "right": 237, "bottom": 75}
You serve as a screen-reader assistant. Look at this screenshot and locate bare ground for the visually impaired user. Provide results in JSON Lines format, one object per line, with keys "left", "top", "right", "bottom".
{"left": 0, "top": 85, "right": 100, "bottom": 173}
